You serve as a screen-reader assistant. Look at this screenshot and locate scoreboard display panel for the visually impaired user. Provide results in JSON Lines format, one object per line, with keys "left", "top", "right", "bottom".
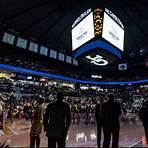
{"left": 72, "top": 12, "right": 95, "bottom": 51}
{"left": 102, "top": 12, "right": 124, "bottom": 51}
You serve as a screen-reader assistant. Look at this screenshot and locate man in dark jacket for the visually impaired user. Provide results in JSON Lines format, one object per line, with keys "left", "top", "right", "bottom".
{"left": 102, "top": 93, "right": 121, "bottom": 148}
{"left": 95, "top": 94, "right": 104, "bottom": 148}
{"left": 139, "top": 100, "right": 148, "bottom": 144}
{"left": 43, "top": 92, "right": 71, "bottom": 148}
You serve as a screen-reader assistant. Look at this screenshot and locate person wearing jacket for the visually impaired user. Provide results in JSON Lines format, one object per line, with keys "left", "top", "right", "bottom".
{"left": 43, "top": 92, "right": 71, "bottom": 148}
{"left": 102, "top": 93, "right": 121, "bottom": 148}
{"left": 139, "top": 100, "right": 148, "bottom": 144}
{"left": 95, "top": 94, "right": 105, "bottom": 148}
{"left": 30, "top": 97, "right": 44, "bottom": 148}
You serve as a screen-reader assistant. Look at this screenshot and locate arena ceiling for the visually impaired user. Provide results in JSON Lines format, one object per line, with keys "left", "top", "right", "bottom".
{"left": 0, "top": 0, "right": 148, "bottom": 56}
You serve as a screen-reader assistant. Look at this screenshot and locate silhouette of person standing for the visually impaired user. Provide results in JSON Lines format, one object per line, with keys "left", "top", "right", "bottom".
{"left": 0, "top": 95, "right": 4, "bottom": 135}
{"left": 43, "top": 92, "right": 71, "bottom": 148}
{"left": 30, "top": 97, "right": 44, "bottom": 148}
{"left": 103, "top": 93, "right": 121, "bottom": 148}
{"left": 139, "top": 100, "right": 148, "bottom": 144}
{"left": 95, "top": 94, "right": 104, "bottom": 148}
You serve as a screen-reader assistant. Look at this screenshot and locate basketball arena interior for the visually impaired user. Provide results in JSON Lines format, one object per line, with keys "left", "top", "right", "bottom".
{"left": 0, "top": 0, "right": 148, "bottom": 147}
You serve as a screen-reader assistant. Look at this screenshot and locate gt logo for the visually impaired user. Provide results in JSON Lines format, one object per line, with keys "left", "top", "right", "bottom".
{"left": 86, "top": 55, "right": 108, "bottom": 66}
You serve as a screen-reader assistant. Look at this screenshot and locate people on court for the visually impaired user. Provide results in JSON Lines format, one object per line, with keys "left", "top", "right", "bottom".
{"left": 102, "top": 93, "right": 121, "bottom": 148}
{"left": 43, "top": 92, "right": 71, "bottom": 148}
{"left": 95, "top": 94, "right": 105, "bottom": 148}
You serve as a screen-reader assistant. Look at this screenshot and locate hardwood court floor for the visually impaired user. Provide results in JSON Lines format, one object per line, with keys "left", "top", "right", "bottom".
{"left": 0, "top": 118, "right": 148, "bottom": 147}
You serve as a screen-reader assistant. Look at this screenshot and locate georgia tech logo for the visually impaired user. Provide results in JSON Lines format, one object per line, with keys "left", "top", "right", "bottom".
{"left": 86, "top": 55, "right": 108, "bottom": 66}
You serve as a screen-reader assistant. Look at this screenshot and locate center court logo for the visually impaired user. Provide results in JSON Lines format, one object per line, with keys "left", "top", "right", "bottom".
{"left": 86, "top": 54, "right": 108, "bottom": 66}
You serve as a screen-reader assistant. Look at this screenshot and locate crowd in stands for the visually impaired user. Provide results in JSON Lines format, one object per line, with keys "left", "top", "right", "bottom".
{"left": 0, "top": 77, "right": 13, "bottom": 93}
{"left": 0, "top": 77, "right": 148, "bottom": 125}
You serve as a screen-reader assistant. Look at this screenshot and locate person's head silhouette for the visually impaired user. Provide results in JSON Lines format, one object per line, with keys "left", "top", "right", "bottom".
{"left": 99, "top": 94, "right": 104, "bottom": 103}
{"left": 57, "top": 92, "right": 64, "bottom": 102}
{"left": 108, "top": 93, "right": 114, "bottom": 102}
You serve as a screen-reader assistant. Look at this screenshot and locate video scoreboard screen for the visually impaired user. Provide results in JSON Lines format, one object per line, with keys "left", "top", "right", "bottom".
{"left": 102, "top": 12, "right": 124, "bottom": 51}
{"left": 72, "top": 12, "right": 95, "bottom": 51}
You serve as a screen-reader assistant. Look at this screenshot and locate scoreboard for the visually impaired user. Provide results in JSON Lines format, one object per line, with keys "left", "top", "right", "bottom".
{"left": 72, "top": 8, "right": 124, "bottom": 67}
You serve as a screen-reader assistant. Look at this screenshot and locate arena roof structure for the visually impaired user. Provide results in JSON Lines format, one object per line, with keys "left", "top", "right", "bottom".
{"left": 0, "top": 0, "right": 148, "bottom": 55}
{"left": 0, "top": 0, "right": 148, "bottom": 84}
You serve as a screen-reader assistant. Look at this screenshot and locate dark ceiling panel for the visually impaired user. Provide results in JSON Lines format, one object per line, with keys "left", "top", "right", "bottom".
{"left": 6, "top": 2, "right": 59, "bottom": 33}
{"left": 0, "top": 0, "right": 49, "bottom": 21}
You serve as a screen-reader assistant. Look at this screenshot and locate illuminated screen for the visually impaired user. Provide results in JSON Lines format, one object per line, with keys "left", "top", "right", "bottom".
{"left": 29, "top": 42, "right": 38, "bottom": 53}
{"left": 102, "top": 12, "right": 124, "bottom": 51}
{"left": 40, "top": 46, "right": 48, "bottom": 56}
{"left": 72, "top": 12, "right": 95, "bottom": 51}
{"left": 16, "top": 37, "right": 27, "bottom": 49}
{"left": 2, "top": 32, "right": 15, "bottom": 45}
